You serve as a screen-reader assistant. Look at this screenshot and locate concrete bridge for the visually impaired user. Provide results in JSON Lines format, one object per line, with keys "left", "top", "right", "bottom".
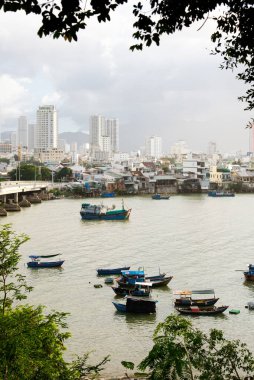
{"left": 0, "top": 181, "right": 58, "bottom": 203}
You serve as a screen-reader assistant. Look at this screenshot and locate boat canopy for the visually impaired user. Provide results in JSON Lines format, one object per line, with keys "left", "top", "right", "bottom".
{"left": 135, "top": 282, "right": 153, "bottom": 287}
{"left": 121, "top": 270, "right": 145, "bottom": 276}
{"left": 174, "top": 289, "right": 215, "bottom": 295}
{"left": 29, "top": 254, "right": 61, "bottom": 259}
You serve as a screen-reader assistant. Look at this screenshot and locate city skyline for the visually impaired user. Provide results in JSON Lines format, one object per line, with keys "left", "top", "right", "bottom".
{"left": 0, "top": 5, "right": 252, "bottom": 154}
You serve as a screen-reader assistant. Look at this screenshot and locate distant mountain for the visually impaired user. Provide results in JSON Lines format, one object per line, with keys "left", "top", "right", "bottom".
{"left": 59, "top": 131, "right": 89, "bottom": 147}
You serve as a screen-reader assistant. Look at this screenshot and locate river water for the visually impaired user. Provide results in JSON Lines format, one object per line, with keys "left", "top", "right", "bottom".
{"left": 3, "top": 195, "right": 254, "bottom": 376}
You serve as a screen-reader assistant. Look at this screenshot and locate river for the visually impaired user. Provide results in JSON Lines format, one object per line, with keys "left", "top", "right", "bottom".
{"left": 3, "top": 194, "right": 254, "bottom": 376}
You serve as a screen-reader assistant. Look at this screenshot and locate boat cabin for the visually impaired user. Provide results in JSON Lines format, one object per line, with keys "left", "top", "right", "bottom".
{"left": 126, "top": 297, "right": 156, "bottom": 313}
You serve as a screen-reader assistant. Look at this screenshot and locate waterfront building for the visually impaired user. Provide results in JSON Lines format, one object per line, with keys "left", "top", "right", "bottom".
{"left": 17, "top": 116, "right": 28, "bottom": 148}
{"left": 183, "top": 154, "right": 209, "bottom": 190}
{"left": 35, "top": 105, "right": 58, "bottom": 150}
{"left": 209, "top": 166, "right": 231, "bottom": 185}
{"left": 145, "top": 136, "right": 162, "bottom": 159}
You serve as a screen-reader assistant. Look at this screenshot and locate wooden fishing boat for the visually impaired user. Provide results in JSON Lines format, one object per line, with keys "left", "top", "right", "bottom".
{"left": 97, "top": 266, "right": 130, "bottom": 275}
{"left": 244, "top": 264, "right": 254, "bottom": 281}
{"left": 208, "top": 191, "right": 235, "bottom": 197}
{"left": 174, "top": 289, "right": 219, "bottom": 307}
{"left": 176, "top": 305, "right": 228, "bottom": 316}
{"left": 112, "top": 296, "right": 157, "bottom": 314}
{"left": 112, "top": 282, "right": 152, "bottom": 297}
{"left": 27, "top": 254, "right": 64, "bottom": 268}
{"left": 116, "top": 269, "right": 169, "bottom": 288}
{"left": 80, "top": 201, "right": 131, "bottom": 221}
{"left": 147, "top": 276, "right": 173, "bottom": 287}
{"left": 152, "top": 194, "right": 170, "bottom": 200}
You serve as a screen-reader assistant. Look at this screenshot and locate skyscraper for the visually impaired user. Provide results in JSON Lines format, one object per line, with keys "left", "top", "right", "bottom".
{"left": 17, "top": 116, "right": 28, "bottom": 148}
{"left": 145, "top": 136, "right": 162, "bottom": 159}
{"left": 28, "top": 123, "right": 36, "bottom": 151}
{"left": 35, "top": 105, "right": 58, "bottom": 150}
{"left": 106, "top": 118, "right": 119, "bottom": 153}
{"left": 89, "top": 115, "right": 119, "bottom": 157}
{"left": 89, "top": 115, "right": 105, "bottom": 153}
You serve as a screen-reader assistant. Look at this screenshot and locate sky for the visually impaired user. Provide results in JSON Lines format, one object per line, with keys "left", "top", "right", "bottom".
{"left": 0, "top": 2, "right": 252, "bottom": 154}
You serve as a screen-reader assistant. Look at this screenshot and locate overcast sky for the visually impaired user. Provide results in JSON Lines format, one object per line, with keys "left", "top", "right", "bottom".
{"left": 0, "top": 3, "right": 252, "bottom": 153}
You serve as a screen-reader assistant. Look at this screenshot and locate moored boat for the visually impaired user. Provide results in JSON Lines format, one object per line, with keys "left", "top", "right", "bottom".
{"left": 97, "top": 266, "right": 130, "bottom": 276}
{"left": 208, "top": 191, "right": 235, "bottom": 197}
{"left": 27, "top": 254, "right": 64, "bottom": 268}
{"left": 152, "top": 194, "right": 170, "bottom": 200}
{"left": 80, "top": 201, "right": 131, "bottom": 221}
{"left": 244, "top": 264, "right": 254, "bottom": 281}
{"left": 116, "top": 270, "right": 172, "bottom": 288}
{"left": 176, "top": 305, "right": 228, "bottom": 316}
{"left": 112, "top": 296, "right": 157, "bottom": 314}
{"left": 101, "top": 192, "right": 116, "bottom": 198}
{"left": 174, "top": 289, "right": 219, "bottom": 307}
{"left": 112, "top": 282, "right": 152, "bottom": 297}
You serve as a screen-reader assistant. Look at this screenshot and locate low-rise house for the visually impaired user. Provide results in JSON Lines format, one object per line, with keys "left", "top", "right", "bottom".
{"left": 231, "top": 168, "right": 254, "bottom": 191}
{"left": 209, "top": 166, "right": 231, "bottom": 187}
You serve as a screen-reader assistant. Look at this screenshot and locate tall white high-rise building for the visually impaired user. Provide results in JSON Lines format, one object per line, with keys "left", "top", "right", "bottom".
{"left": 17, "top": 116, "right": 28, "bottom": 148}
{"left": 89, "top": 115, "right": 105, "bottom": 152}
{"left": 28, "top": 123, "right": 36, "bottom": 151}
{"left": 208, "top": 141, "right": 217, "bottom": 156}
{"left": 106, "top": 118, "right": 119, "bottom": 153}
{"left": 35, "top": 105, "right": 58, "bottom": 150}
{"left": 89, "top": 115, "right": 119, "bottom": 157}
{"left": 145, "top": 136, "right": 162, "bottom": 159}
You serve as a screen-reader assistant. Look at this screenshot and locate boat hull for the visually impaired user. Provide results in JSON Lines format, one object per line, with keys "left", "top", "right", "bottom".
{"left": 27, "top": 260, "right": 64, "bottom": 268}
{"left": 112, "top": 286, "right": 150, "bottom": 297}
{"left": 152, "top": 194, "right": 170, "bottom": 200}
{"left": 176, "top": 305, "right": 228, "bottom": 316}
{"left": 175, "top": 297, "right": 219, "bottom": 307}
{"left": 97, "top": 266, "right": 130, "bottom": 275}
{"left": 80, "top": 209, "right": 131, "bottom": 220}
{"left": 244, "top": 273, "right": 254, "bottom": 281}
{"left": 208, "top": 191, "right": 235, "bottom": 197}
{"left": 112, "top": 302, "right": 127, "bottom": 312}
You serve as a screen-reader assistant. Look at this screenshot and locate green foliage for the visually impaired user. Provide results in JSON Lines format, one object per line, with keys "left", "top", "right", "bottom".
{"left": 138, "top": 314, "right": 254, "bottom": 380}
{"left": 69, "top": 353, "right": 110, "bottom": 379}
{"left": 7, "top": 164, "right": 52, "bottom": 181}
{"left": 0, "top": 305, "right": 71, "bottom": 380}
{"left": 0, "top": 224, "right": 31, "bottom": 315}
{"left": 121, "top": 361, "right": 135, "bottom": 370}
{"left": 0, "top": 224, "right": 110, "bottom": 379}
{"left": 0, "top": 158, "right": 10, "bottom": 164}
{"left": 55, "top": 167, "right": 73, "bottom": 182}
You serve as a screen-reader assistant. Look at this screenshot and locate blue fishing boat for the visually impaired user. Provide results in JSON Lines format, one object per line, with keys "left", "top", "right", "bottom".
{"left": 112, "top": 282, "right": 152, "bottom": 297}
{"left": 116, "top": 270, "right": 172, "bottom": 288}
{"left": 80, "top": 201, "right": 131, "bottom": 221}
{"left": 152, "top": 194, "right": 170, "bottom": 200}
{"left": 101, "top": 192, "right": 116, "bottom": 198}
{"left": 27, "top": 254, "right": 64, "bottom": 268}
{"left": 112, "top": 296, "right": 157, "bottom": 314}
{"left": 208, "top": 191, "right": 235, "bottom": 197}
{"left": 244, "top": 264, "right": 254, "bottom": 281}
{"left": 97, "top": 266, "right": 130, "bottom": 275}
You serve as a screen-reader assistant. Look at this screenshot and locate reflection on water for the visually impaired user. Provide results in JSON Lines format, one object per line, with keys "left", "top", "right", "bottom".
{"left": 4, "top": 195, "right": 254, "bottom": 376}
{"left": 113, "top": 311, "right": 157, "bottom": 326}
